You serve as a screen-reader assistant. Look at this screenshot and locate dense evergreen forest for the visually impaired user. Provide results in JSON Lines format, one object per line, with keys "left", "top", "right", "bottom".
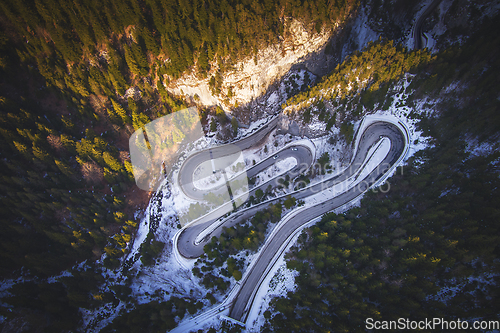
{"left": 0, "top": 0, "right": 357, "bottom": 331}
{"left": 1, "top": 0, "right": 356, "bottom": 95}
{"left": 263, "top": 13, "right": 500, "bottom": 332}
{"left": 0, "top": 0, "right": 499, "bottom": 331}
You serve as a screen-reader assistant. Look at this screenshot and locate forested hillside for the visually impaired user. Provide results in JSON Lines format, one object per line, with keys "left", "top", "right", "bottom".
{"left": 0, "top": 0, "right": 356, "bottom": 277}
{"left": 1, "top": 0, "right": 499, "bottom": 331}
{"left": 0, "top": 0, "right": 357, "bottom": 330}
{"left": 1, "top": 0, "right": 357, "bottom": 95}
{"left": 263, "top": 13, "right": 500, "bottom": 332}
{"left": 282, "top": 38, "right": 433, "bottom": 131}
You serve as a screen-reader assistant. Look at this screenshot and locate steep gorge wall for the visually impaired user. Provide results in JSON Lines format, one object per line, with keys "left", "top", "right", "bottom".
{"left": 165, "top": 19, "right": 337, "bottom": 111}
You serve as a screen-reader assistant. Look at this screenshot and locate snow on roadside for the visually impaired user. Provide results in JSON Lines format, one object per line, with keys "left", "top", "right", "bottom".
{"left": 405, "top": 0, "right": 437, "bottom": 50}
{"left": 303, "top": 138, "right": 391, "bottom": 207}
{"left": 245, "top": 256, "right": 298, "bottom": 332}
{"left": 308, "top": 120, "right": 326, "bottom": 132}
{"left": 254, "top": 157, "right": 297, "bottom": 187}
{"left": 127, "top": 185, "right": 204, "bottom": 305}
{"left": 192, "top": 154, "right": 246, "bottom": 190}
{"left": 243, "top": 76, "right": 437, "bottom": 330}
{"left": 170, "top": 178, "right": 200, "bottom": 217}
{"left": 107, "top": 72, "right": 435, "bottom": 332}
{"left": 242, "top": 128, "right": 293, "bottom": 166}
{"left": 121, "top": 114, "right": 309, "bottom": 324}
{"left": 234, "top": 114, "right": 278, "bottom": 141}
{"left": 267, "top": 91, "right": 279, "bottom": 106}
{"left": 375, "top": 74, "right": 433, "bottom": 161}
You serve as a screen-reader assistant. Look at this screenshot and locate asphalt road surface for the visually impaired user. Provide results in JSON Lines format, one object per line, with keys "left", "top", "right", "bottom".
{"left": 178, "top": 141, "right": 312, "bottom": 201}
{"left": 229, "top": 122, "right": 405, "bottom": 321}
{"left": 174, "top": 115, "right": 406, "bottom": 324}
{"left": 413, "top": 0, "right": 442, "bottom": 49}
{"left": 177, "top": 121, "right": 403, "bottom": 260}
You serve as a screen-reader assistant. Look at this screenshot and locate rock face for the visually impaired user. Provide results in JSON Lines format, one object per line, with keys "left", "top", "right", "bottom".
{"left": 277, "top": 116, "right": 303, "bottom": 137}
{"left": 277, "top": 115, "right": 331, "bottom": 139}
{"left": 165, "top": 19, "right": 336, "bottom": 111}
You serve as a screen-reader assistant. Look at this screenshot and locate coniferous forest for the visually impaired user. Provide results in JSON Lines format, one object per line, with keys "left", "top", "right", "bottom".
{"left": 1, "top": 0, "right": 500, "bottom": 331}
{"left": 264, "top": 13, "right": 500, "bottom": 333}
{"left": 0, "top": 0, "right": 356, "bottom": 330}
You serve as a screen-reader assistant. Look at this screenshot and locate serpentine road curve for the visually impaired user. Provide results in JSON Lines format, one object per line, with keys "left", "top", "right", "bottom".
{"left": 173, "top": 117, "right": 407, "bottom": 326}
{"left": 169, "top": 1, "right": 434, "bottom": 327}
{"left": 412, "top": 0, "right": 442, "bottom": 49}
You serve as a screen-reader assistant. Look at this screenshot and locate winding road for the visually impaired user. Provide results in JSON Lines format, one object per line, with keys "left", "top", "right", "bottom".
{"left": 171, "top": 116, "right": 407, "bottom": 329}
{"left": 412, "top": 0, "right": 442, "bottom": 49}
{"left": 168, "top": 1, "right": 436, "bottom": 328}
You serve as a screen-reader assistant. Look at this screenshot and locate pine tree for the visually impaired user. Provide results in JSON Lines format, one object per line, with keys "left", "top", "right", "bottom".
{"left": 107, "top": 64, "right": 127, "bottom": 95}
{"left": 231, "top": 117, "right": 238, "bottom": 135}
{"left": 131, "top": 111, "right": 149, "bottom": 130}
{"left": 131, "top": 42, "right": 149, "bottom": 75}
{"left": 124, "top": 44, "right": 140, "bottom": 76}
{"left": 103, "top": 152, "right": 122, "bottom": 172}
{"left": 55, "top": 159, "right": 74, "bottom": 177}
{"left": 111, "top": 99, "right": 131, "bottom": 124}
{"left": 127, "top": 97, "right": 137, "bottom": 113}
{"left": 141, "top": 26, "right": 160, "bottom": 57}
{"left": 210, "top": 119, "right": 217, "bottom": 132}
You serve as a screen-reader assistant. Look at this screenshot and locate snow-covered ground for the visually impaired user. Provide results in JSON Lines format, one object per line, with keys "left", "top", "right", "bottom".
{"left": 193, "top": 153, "right": 246, "bottom": 190}
{"left": 245, "top": 256, "right": 299, "bottom": 332}
{"left": 405, "top": 0, "right": 500, "bottom": 52}
{"left": 405, "top": 0, "right": 437, "bottom": 50}
{"left": 466, "top": 137, "right": 500, "bottom": 158}
{"left": 305, "top": 137, "right": 391, "bottom": 206}
{"left": 86, "top": 68, "right": 437, "bottom": 332}
{"left": 81, "top": 181, "right": 216, "bottom": 331}
{"left": 96, "top": 114, "right": 308, "bottom": 330}
{"left": 241, "top": 126, "right": 315, "bottom": 170}
{"left": 426, "top": 257, "right": 500, "bottom": 316}
{"left": 241, "top": 67, "right": 469, "bottom": 331}
{"left": 374, "top": 74, "right": 432, "bottom": 160}
{"left": 254, "top": 157, "right": 297, "bottom": 186}
{"left": 243, "top": 204, "right": 335, "bottom": 332}
{"left": 0, "top": 278, "right": 21, "bottom": 324}
{"left": 342, "top": 5, "right": 378, "bottom": 61}
{"left": 231, "top": 113, "right": 279, "bottom": 142}
{"left": 238, "top": 75, "right": 437, "bottom": 330}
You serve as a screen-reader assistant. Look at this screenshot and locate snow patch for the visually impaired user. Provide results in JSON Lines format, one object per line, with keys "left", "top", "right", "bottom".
{"left": 245, "top": 256, "right": 298, "bottom": 332}
{"left": 346, "top": 6, "right": 379, "bottom": 59}
{"left": 254, "top": 157, "right": 297, "bottom": 186}
{"left": 466, "top": 138, "right": 500, "bottom": 158}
